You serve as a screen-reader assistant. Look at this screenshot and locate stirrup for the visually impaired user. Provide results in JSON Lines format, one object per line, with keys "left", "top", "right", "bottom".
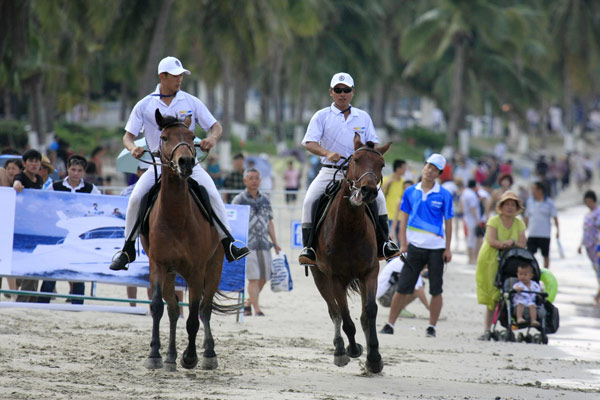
{"left": 226, "top": 239, "right": 250, "bottom": 262}
{"left": 380, "top": 241, "right": 400, "bottom": 261}
{"left": 298, "top": 247, "right": 317, "bottom": 266}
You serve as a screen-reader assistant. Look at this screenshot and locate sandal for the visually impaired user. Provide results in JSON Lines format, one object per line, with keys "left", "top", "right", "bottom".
{"left": 256, "top": 311, "right": 265, "bottom": 316}
{"left": 244, "top": 306, "right": 252, "bottom": 316}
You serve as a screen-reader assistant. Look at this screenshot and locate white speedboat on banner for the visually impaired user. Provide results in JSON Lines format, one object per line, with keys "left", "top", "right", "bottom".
{"left": 12, "top": 211, "right": 150, "bottom": 284}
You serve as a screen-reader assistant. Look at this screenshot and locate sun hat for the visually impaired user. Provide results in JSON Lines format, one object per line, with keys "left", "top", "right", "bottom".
{"left": 495, "top": 190, "right": 524, "bottom": 214}
{"left": 330, "top": 72, "right": 354, "bottom": 88}
{"left": 426, "top": 153, "right": 446, "bottom": 171}
{"left": 157, "top": 56, "right": 190, "bottom": 76}
{"left": 41, "top": 155, "right": 55, "bottom": 173}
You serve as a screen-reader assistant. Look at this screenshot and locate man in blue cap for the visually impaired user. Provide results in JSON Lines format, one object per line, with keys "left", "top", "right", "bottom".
{"left": 380, "top": 153, "right": 454, "bottom": 338}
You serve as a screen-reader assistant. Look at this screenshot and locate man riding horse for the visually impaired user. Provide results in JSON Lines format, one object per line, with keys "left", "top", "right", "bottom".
{"left": 299, "top": 72, "right": 400, "bottom": 266}
{"left": 110, "top": 56, "right": 249, "bottom": 271}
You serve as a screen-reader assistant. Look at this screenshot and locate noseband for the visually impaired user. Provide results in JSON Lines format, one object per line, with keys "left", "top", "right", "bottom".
{"left": 138, "top": 121, "right": 200, "bottom": 173}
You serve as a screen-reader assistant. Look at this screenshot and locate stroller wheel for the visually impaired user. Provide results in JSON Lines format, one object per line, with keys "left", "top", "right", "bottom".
{"left": 541, "top": 333, "right": 548, "bottom": 345}
{"left": 532, "top": 334, "right": 541, "bottom": 344}
{"left": 491, "top": 330, "right": 501, "bottom": 341}
{"left": 525, "top": 334, "right": 532, "bottom": 343}
{"left": 504, "top": 330, "right": 515, "bottom": 342}
{"left": 517, "top": 333, "right": 525, "bottom": 342}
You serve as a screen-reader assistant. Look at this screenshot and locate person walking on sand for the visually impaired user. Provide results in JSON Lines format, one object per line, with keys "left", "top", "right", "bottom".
{"left": 382, "top": 154, "right": 454, "bottom": 338}
{"left": 524, "top": 181, "right": 559, "bottom": 269}
{"left": 577, "top": 190, "right": 600, "bottom": 305}
{"left": 232, "top": 167, "right": 281, "bottom": 316}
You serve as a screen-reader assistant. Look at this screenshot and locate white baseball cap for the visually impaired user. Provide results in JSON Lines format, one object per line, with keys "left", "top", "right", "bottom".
{"left": 157, "top": 56, "right": 190, "bottom": 76}
{"left": 426, "top": 153, "right": 446, "bottom": 171}
{"left": 330, "top": 72, "right": 354, "bottom": 88}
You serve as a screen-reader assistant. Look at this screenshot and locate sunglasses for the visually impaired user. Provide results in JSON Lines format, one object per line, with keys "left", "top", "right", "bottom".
{"left": 332, "top": 87, "right": 353, "bottom": 94}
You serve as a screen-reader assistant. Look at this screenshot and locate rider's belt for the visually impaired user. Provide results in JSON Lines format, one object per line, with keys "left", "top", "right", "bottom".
{"left": 321, "top": 164, "right": 348, "bottom": 170}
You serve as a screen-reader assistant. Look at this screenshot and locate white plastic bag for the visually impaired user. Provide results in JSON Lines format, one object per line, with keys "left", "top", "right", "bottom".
{"left": 271, "top": 251, "right": 293, "bottom": 292}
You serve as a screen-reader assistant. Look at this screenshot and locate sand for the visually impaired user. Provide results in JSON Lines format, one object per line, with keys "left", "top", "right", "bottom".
{"left": 1, "top": 205, "right": 599, "bottom": 400}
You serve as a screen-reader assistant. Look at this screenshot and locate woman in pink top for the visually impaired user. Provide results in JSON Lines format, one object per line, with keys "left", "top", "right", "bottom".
{"left": 283, "top": 161, "right": 300, "bottom": 204}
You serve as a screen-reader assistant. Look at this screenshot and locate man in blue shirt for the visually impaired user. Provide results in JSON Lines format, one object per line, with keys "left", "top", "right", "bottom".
{"left": 380, "top": 154, "right": 454, "bottom": 338}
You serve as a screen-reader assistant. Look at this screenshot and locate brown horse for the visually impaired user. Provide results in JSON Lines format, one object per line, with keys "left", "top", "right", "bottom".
{"left": 141, "top": 109, "right": 225, "bottom": 371}
{"left": 310, "top": 135, "right": 390, "bottom": 374}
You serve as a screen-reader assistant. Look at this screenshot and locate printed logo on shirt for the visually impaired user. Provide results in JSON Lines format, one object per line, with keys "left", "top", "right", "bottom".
{"left": 353, "top": 126, "right": 366, "bottom": 135}
{"left": 177, "top": 110, "right": 193, "bottom": 120}
{"left": 431, "top": 200, "right": 443, "bottom": 208}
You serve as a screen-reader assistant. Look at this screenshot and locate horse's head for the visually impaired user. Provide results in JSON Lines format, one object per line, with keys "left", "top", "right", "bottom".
{"left": 346, "top": 134, "right": 391, "bottom": 207}
{"left": 155, "top": 109, "right": 196, "bottom": 179}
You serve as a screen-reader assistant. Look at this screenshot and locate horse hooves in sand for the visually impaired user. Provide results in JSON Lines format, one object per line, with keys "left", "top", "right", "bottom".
{"left": 347, "top": 343, "right": 363, "bottom": 358}
{"left": 202, "top": 356, "right": 218, "bottom": 370}
{"left": 334, "top": 354, "right": 350, "bottom": 367}
{"left": 145, "top": 357, "right": 164, "bottom": 370}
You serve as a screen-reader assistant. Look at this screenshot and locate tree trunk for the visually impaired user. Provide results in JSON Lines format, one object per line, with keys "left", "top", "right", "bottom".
{"left": 270, "top": 43, "right": 284, "bottom": 143}
{"left": 260, "top": 74, "right": 270, "bottom": 128}
{"left": 447, "top": 35, "right": 467, "bottom": 148}
{"left": 562, "top": 65, "right": 573, "bottom": 134}
{"left": 2, "top": 89, "right": 12, "bottom": 119}
{"left": 372, "top": 81, "right": 386, "bottom": 127}
{"left": 119, "top": 81, "right": 128, "bottom": 122}
{"left": 233, "top": 59, "right": 249, "bottom": 124}
{"left": 27, "top": 74, "right": 46, "bottom": 147}
{"left": 135, "top": 0, "right": 174, "bottom": 99}
{"left": 220, "top": 55, "right": 232, "bottom": 140}
{"left": 206, "top": 84, "right": 216, "bottom": 114}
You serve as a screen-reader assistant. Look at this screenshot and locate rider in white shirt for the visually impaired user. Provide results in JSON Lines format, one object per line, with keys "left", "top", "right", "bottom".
{"left": 109, "top": 56, "right": 249, "bottom": 271}
{"left": 298, "top": 72, "right": 400, "bottom": 266}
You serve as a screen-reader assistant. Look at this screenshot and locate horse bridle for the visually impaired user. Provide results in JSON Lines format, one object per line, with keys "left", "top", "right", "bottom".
{"left": 138, "top": 121, "right": 205, "bottom": 173}
{"left": 342, "top": 146, "right": 385, "bottom": 192}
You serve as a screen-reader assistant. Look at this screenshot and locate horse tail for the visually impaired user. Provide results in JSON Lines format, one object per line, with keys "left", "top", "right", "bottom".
{"left": 347, "top": 279, "right": 361, "bottom": 295}
{"left": 209, "top": 290, "right": 244, "bottom": 315}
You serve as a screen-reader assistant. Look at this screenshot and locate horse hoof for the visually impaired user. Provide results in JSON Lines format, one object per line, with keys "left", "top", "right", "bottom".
{"left": 144, "top": 357, "right": 163, "bottom": 370}
{"left": 346, "top": 343, "right": 363, "bottom": 358}
{"left": 366, "top": 358, "right": 384, "bottom": 374}
{"left": 180, "top": 356, "right": 198, "bottom": 370}
{"left": 334, "top": 354, "right": 350, "bottom": 367}
{"left": 165, "top": 361, "right": 177, "bottom": 372}
{"left": 202, "top": 356, "right": 218, "bottom": 370}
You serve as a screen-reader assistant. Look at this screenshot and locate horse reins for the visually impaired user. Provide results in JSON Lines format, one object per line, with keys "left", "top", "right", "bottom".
{"left": 342, "top": 146, "right": 385, "bottom": 192}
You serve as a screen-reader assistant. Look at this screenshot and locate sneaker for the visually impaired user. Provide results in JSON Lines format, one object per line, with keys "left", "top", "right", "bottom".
{"left": 399, "top": 309, "right": 416, "bottom": 318}
{"left": 379, "top": 324, "right": 394, "bottom": 335}
{"left": 426, "top": 326, "right": 436, "bottom": 338}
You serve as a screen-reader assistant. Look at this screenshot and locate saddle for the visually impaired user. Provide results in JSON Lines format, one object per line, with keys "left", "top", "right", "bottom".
{"left": 307, "top": 180, "right": 377, "bottom": 249}
{"left": 138, "top": 177, "right": 213, "bottom": 237}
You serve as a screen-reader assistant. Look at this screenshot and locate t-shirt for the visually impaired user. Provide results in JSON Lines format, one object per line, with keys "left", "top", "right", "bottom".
{"left": 513, "top": 280, "right": 542, "bottom": 306}
{"left": 461, "top": 188, "right": 481, "bottom": 226}
{"left": 231, "top": 190, "right": 273, "bottom": 251}
{"left": 14, "top": 172, "right": 43, "bottom": 189}
{"left": 401, "top": 182, "right": 454, "bottom": 249}
{"left": 525, "top": 197, "right": 557, "bottom": 238}
{"left": 125, "top": 85, "right": 217, "bottom": 153}
{"left": 382, "top": 175, "right": 405, "bottom": 216}
{"left": 302, "top": 103, "right": 379, "bottom": 167}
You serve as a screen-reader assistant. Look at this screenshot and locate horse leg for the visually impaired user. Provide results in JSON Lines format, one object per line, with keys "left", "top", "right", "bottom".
{"left": 359, "top": 269, "right": 383, "bottom": 374}
{"left": 198, "top": 257, "right": 222, "bottom": 370}
{"left": 163, "top": 274, "right": 180, "bottom": 372}
{"left": 331, "top": 280, "right": 363, "bottom": 359}
{"left": 145, "top": 281, "right": 164, "bottom": 370}
{"left": 310, "top": 266, "right": 348, "bottom": 367}
{"left": 181, "top": 286, "right": 200, "bottom": 369}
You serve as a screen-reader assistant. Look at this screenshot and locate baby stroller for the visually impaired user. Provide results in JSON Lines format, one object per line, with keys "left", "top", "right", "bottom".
{"left": 485, "top": 247, "right": 559, "bottom": 344}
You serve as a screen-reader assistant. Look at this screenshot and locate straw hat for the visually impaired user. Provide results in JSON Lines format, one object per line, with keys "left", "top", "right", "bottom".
{"left": 41, "top": 156, "right": 55, "bottom": 173}
{"left": 495, "top": 190, "right": 523, "bottom": 214}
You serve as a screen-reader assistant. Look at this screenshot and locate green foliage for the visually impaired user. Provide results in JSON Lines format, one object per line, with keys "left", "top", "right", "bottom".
{"left": 0, "top": 120, "right": 28, "bottom": 150}
{"left": 53, "top": 122, "right": 121, "bottom": 155}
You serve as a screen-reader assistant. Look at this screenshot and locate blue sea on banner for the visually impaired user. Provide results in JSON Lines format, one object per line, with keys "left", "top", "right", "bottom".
{"left": 8, "top": 189, "right": 248, "bottom": 292}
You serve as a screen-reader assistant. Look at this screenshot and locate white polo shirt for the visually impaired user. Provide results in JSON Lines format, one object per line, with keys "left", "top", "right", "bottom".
{"left": 302, "top": 103, "right": 379, "bottom": 166}
{"left": 125, "top": 84, "right": 217, "bottom": 153}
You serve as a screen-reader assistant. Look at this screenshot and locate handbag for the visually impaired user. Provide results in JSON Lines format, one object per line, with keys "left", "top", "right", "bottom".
{"left": 271, "top": 251, "right": 293, "bottom": 292}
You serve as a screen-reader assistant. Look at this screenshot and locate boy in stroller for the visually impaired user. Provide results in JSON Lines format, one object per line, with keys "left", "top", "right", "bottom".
{"left": 513, "top": 263, "right": 542, "bottom": 327}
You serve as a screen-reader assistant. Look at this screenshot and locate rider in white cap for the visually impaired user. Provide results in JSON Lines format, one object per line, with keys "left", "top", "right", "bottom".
{"left": 110, "top": 56, "right": 249, "bottom": 271}
{"left": 298, "top": 72, "right": 400, "bottom": 266}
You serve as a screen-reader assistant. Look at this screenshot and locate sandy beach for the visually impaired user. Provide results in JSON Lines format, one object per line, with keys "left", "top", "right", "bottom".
{"left": 1, "top": 203, "right": 599, "bottom": 399}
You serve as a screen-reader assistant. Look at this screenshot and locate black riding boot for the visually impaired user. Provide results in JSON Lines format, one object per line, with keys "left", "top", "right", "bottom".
{"left": 298, "top": 227, "right": 316, "bottom": 266}
{"left": 109, "top": 240, "right": 137, "bottom": 271}
{"left": 222, "top": 238, "right": 250, "bottom": 263}
{"left": 376, "top": 215, "right": 400, "bottom": 260}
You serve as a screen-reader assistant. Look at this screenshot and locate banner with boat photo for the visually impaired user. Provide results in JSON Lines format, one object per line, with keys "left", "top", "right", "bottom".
{"left": 0, "top": 187, "right": 248, "bottom": 292}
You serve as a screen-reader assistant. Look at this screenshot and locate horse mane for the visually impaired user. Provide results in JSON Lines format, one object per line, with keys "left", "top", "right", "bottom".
{"left": 159, "top": 115, "right": 180, "bottom": 130}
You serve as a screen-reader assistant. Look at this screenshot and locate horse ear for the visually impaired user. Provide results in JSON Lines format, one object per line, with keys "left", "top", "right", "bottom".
{"left": 377, "top": 142, "right": 391, "bottom": 155}
{"left": 183, "top": 116, "right": 191, "bottom": 128}
{"left": 353, "top": 133, "right": 364, "bottom": 150}
{"left": 155, "top": 109, "right": 164, "bottom": 128}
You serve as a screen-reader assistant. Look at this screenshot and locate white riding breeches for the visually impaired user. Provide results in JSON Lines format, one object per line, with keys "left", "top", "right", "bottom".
{"left": 124, "top": 163, "right": 230, "bottom": 239}
{"left": 301, "top": 167, "right": 386, "bottom": 226}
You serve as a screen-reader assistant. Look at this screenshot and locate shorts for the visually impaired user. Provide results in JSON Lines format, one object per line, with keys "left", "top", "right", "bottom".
{"left": 464, "top": 222, "right": 477, "bottom": 249}
{"left": 245, "top": 249, "right": 272, "bottom": 281}
{"left": 527, "top": 237, "right": 550, "bottom": 257}
{"left": 396, "top": 244, "right": 445, "bottom": 296}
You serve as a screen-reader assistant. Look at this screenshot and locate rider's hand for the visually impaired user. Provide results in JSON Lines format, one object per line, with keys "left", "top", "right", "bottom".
{"left": 325, "top": 151, "right": 341, "bottom": 163}
{"left": 200, "top": 136, "right": 217, "bottom": 152}
{"left": 130, "top": 146, "right": 145, "bottom": 159}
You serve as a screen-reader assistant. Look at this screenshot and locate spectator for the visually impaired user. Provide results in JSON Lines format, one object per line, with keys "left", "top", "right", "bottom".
{"left": 382, "top": 159, "right": 407, "bottom": 234}
{"left": 90, "top": 146, "right": 105, "bottom": 179}
{"left": 383, "top": 154, "right": 454, "bottom": 338}
{"left": 577, "top": 190, "right": 600, "bottom": 305}
{"left": 40, "top": 155, "right": 55, "bottom": 190}
{"left": 484, "top": 173, "right": 514, "bottom": 221}
{"left": 12, "top": 149, "right": 44, "bottom": 302}
{"left": 390, "top": 179, "right": 414, "bottom": 244}
{"left": 476, "top": 191, "right": 526, "bottom": 338}
{"left": 461, "top": 179, "right": 483, "bottom": 264}
{"left": 205, "top": 154, "right": 223, "bottom": 188}
{"left": 0, "top": 157, "right": 22, "bottom": 298}
{"left": 232, "top": 167, "right": 281, "bottom": 316}
{"left": 283, "top": 160, "right": 300, "bottom": 204}
{"left": 38, "top": 155, "right": 101, "bottom": 304}
{"left": 524, "top": 181, "right": 559, "bottom": 269}
{"left": 223, "top": 153, "right": 245, "bottom": 203}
